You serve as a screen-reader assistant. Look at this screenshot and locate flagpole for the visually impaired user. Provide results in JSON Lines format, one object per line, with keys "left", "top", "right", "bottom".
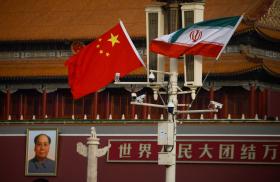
{"left": 215, "top": 15, "right": 244, "bottom": 60}
{"left": 119, "top": 20, "right": 146, "bottom": 68}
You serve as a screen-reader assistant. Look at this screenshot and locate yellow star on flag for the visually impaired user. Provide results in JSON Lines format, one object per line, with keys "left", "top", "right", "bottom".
{"left": 108, "top": 33, "right": 120, "bottom": 47}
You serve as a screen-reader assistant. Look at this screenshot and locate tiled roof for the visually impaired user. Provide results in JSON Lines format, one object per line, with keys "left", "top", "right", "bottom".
{"left": 0, "top": 0, "right": 278, "bottom": 41}
{"left": 0, "top": 0, "right": 279, "bottom": 79}
{"left": 204, "top": 0, "right": 259, "bottom": 20}
{"left": 205, "top": 0, "right": 280, "bottom": 40}
{"left": 238, "top": 0, "right": 280, "bottom": 39}
{"left": 257, "top": 0, "right": 280, "bottom": 32}
{"left": 1, "top": 54, "right": 279, "bottom": 78}
{"left": 202, "top": 54, "right": 261, "bottom": 75}
{"left": 263, "top": 59, "right": 280, "bottom": 76}
{"left": 0, "top": 59, "right": 67, "bottom": 77}
{"left": 0, "top": 0, "right": 151, "bottom": 41}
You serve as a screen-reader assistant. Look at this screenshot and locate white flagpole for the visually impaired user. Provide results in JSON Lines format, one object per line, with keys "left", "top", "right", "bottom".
{"left": 215, "top": 15, "right": 244, "bottom": 60}
{"left": 119, "top": 20, "right": 146, "bottom": 68}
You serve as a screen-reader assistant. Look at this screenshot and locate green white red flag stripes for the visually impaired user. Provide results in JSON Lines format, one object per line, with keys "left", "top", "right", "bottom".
{"left": 150, "top": 16, "right": 243, "bottom": 60}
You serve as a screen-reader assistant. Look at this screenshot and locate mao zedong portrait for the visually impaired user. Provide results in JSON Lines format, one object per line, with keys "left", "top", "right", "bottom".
{"left": 28, "top": 134, "right": 55, "bottom": 174}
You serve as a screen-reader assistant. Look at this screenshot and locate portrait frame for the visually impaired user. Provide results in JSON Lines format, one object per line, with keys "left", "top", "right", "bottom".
{"left": 25, "top": 128, "right": 58, "bottom": 176}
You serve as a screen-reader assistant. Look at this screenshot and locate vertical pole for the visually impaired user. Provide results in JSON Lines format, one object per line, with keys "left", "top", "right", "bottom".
{"left": 222, "top": 94, "right": 228, "bottom": 119}
{"left": 55, "top": 92, "right": 59, "bottom": 118}
{"left": 250, "top": 84, "right": 256, "bottom": 118}
{"left": 23, "top": 94, "right": 27, "bottom": 118}
{"left": 72, "top": 97, "right": 75, "bottom": 118}
{"left": 143, "top": 92, "right": 148, "bottom": 119}
{"left": 82, "top": 97, "right": 85, "bottom": 117}
{"left": 258, "top": 89, "right": 262, "bottom": 118}
{"left": 263, "top": 89, "right": 268, "bottom": 118}
{"left": 209, "top": 85, "right": 214, "bottom": 118}
{"left": 92, "top": 93, "right": 98, "bottom": 119}
{"left": 119, "top": 95, "right": 122, "bottom": 119}
{"left": 105, "top": 91, "right": 110, "bottom": 119}
{"left": 110, "top": 94, "right": 114, "bottom": 119}
{"left": 6, "top": 88, "right": 11, "bottom": 120}
{"left": 19, "top": 94, "right": 23, "bottom": 119}
{"left": 42, "top": 89, "right": 47, "bottom": 118}
{"left": 166, "top": 58, "right": 178, "bottom": 182}
{"left": 61, "top": 95, "right": 65, "bottom": 117}
{"left": 147, "top": 95, "right": 151, "bottom": 119}
{"left": 131, "top": 104, "right": 135, "bottom": 119}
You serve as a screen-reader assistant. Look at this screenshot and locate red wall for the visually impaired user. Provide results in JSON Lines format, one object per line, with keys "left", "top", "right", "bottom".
{"left": 0, "top": 136, "right": 280, "bottom": 182}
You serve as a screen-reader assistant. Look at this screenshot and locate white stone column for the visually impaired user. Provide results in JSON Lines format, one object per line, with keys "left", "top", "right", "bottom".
{"left": 86, "top": 128, "right": 99, "bottom": 182}
{"left": 77, "top": 127, "right": 111, "bottom": 182}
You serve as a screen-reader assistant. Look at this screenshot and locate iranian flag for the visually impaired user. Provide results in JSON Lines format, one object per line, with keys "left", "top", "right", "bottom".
{"left": 150, "top": 16, "right": 243, "bottom": 60}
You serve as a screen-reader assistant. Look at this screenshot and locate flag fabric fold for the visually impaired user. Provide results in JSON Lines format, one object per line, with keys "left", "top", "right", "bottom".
{"left": 65, "top": 21, "right": 145, "bottom": 99}
{"left": 150, "top": 16, "right": 243, "bottom": 59}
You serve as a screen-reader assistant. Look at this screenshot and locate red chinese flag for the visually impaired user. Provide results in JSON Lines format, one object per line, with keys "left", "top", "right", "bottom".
{"left": 65, "top": 21, "right": 145, "bottom": 99}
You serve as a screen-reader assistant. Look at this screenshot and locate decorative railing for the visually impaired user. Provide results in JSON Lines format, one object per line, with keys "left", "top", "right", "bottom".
{"left": 1, "top": 113, "right": 279, "bottom": 123}
{"left": 225, "top": 45, "right": 280, "bottom": 60}
{"left": 0, "top": 48, "right": 146, "bottom": 60}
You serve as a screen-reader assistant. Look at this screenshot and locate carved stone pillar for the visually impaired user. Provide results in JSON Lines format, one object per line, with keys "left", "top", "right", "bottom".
{"left": 77, "top": 127, "right": 111, "bottom": 182}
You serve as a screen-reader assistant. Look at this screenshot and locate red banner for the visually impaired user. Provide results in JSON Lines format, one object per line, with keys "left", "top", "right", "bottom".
{"left": 107, "top": 139, "right": 280, "bottom": 164}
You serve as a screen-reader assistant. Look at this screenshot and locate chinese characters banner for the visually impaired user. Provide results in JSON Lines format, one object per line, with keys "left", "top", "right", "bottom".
{"left": 107, "top": 139, "right": 280, "bottom": 164}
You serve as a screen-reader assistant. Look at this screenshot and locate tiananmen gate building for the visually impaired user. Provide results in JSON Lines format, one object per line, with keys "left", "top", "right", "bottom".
{"left": 0, "top": 0, "right": 280, "bottom": 182}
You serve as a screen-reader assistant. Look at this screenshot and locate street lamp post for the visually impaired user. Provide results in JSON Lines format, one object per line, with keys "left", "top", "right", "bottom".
{"left": 165, "top": 58, "right": 178, "bottom": 182}
{"left": 115, "top": 55, "right": 221, "bottom": 182}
